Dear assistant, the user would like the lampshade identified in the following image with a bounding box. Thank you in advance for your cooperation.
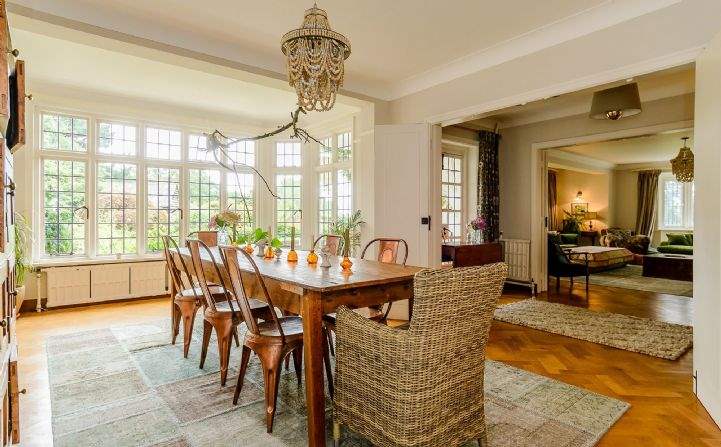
[589,83,642,120]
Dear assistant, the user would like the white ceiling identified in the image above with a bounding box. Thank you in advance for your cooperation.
[7,0,687,100]
[555,129,694,166]
[12,26,359,127]
[456,64,695,130]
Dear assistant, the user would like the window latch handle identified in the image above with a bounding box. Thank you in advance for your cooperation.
[173,208,183,220]
[74,206,89,220]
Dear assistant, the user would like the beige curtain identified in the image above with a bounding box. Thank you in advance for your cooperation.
[548,170,558,230]
[635,170,661,236]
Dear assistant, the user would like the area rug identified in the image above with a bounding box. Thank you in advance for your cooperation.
[577,264,692,297]
[47,320,629,447]
[494,299,693,360]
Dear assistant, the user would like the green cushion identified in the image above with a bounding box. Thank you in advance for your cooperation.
[657,245,693,255]
[666,233,690,246]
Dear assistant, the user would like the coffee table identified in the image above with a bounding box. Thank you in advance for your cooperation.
[642,253,693,281]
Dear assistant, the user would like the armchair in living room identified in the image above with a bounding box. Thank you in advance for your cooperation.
[600,228,651,255]
[548,235,590,294]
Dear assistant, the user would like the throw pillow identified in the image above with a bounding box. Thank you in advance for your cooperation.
[667,233,688,245]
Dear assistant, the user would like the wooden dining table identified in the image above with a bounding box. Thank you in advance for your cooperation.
[173,247,422,446]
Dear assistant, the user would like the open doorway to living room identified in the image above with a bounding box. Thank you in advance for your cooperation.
[546,129,694,299]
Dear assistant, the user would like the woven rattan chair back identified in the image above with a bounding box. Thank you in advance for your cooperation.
[312,234,343,256]
[162,236,197,296]
[219,245,286,341]
[361,238,409,265]
[186,239,234,314]
[188,230,218,247]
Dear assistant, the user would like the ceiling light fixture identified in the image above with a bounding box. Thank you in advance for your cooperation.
[281,3,351,112]
[589,83,642,120]
[671,137,694,182]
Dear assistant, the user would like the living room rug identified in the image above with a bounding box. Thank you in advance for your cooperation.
[494,299,693,360]
[47,320,629,447]
[577,264,693,297]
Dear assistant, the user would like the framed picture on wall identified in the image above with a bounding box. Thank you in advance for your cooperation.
[571,202,589,214]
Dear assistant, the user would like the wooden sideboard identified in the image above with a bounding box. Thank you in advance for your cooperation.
[441,242,503,268]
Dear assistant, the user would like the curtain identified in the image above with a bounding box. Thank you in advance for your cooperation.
[548,170,558,231]
[478,130,501,242]
[635,169,661,236]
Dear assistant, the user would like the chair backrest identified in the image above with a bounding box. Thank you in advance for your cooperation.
[312,234,343,255]
[219,245,286,340]
[186,239,234,312]
[162,235,196,295]
[408,263,507,348]
[188,230,218,247]
[547,236,573,267]
[361,238,409,265]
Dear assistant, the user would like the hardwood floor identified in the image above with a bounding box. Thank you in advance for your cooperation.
[15,281,721,446]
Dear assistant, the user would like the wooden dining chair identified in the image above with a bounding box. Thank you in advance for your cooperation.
[312,234,344,255]
[219,245,305,433]
[188,230,218,246]
[163,235,220,358]
[186,239,273,386]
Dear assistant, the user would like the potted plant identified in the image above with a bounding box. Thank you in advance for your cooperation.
[330,210,365,256]
[208,210,242,245]
[14,212,32,312]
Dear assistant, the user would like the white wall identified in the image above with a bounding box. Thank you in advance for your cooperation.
[553,168,611,231]
[692,29,721,425]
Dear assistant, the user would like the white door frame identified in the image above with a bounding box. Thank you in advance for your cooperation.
[529,120,694,291]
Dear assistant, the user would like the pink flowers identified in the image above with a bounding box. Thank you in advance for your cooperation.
[470,216,487,231]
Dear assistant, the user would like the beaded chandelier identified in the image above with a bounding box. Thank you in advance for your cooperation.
[671,137,694,183]
[281,3,351,112]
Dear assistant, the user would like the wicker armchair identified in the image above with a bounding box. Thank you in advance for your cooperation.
[332,263,508,447]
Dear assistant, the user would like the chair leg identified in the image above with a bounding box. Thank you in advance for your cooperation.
[326,327,336,357]
[260,349,284,433]
[323,328,334,398]
[333,420,341,447]
[177,301,198,358]
[291,347,303,385]
[215,321,234,386]
[232,327,240,347]
[199,319,212,369]
[570,276,574,287]
[555,276,560,292]
[171,302,180,345]
[233,345,252,405]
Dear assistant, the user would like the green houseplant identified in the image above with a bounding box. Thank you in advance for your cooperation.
[14,212,32,311]
[330,210,365,256]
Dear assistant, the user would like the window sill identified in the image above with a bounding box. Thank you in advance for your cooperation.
[657,228,694,232]
[33,254,164,269]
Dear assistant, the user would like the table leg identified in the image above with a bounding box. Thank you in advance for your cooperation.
[301,291,326,447]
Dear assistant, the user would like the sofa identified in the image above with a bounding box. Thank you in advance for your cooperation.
[658,233,693,255]
[600,228,651,255]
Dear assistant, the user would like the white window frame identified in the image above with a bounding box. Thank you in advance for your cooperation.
[33,108,259,261]
[315,131,353,237]
[273,140,303,246]
[657,172,694,231]
[441,150,465,242]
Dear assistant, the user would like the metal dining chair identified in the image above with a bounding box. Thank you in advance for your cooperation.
[312,234,344,255]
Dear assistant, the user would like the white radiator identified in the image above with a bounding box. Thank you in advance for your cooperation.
[46,266,91,307]
[501,239,532,283]
[130,261,167,297]
[45,261,167,308]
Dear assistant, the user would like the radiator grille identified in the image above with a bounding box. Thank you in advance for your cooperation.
[501,239,531,283]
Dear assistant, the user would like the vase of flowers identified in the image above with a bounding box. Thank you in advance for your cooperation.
[209,211,242,245]
[468,215,487,244]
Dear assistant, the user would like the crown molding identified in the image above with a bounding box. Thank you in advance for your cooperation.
[547,150,616,172]
[388,0,682,100]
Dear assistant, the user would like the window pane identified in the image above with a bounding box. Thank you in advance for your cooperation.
[276,174,301,246]
[276,141,301,167]
[146,127,182,160]
[97,162,137,255]
[663,179,684,228]
[319,137,332,166]
[188,169,221,233]
[337,169,352,219]
[98,122,136,156]
[227,172,254,234]
[318,171,333,235]
[337,132,352,161]
[43,159,86,255]
[41,113,87,152]
[146,167,181,252]
[188,134,215,162]
[228,140,255,166]
[441,154,463,241]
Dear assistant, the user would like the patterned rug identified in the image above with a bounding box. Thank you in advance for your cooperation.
[577,265,693,297]
[494,299,693,360]
[47,320,629,446]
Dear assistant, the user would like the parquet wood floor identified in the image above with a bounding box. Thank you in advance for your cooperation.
[15,280,721,446]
